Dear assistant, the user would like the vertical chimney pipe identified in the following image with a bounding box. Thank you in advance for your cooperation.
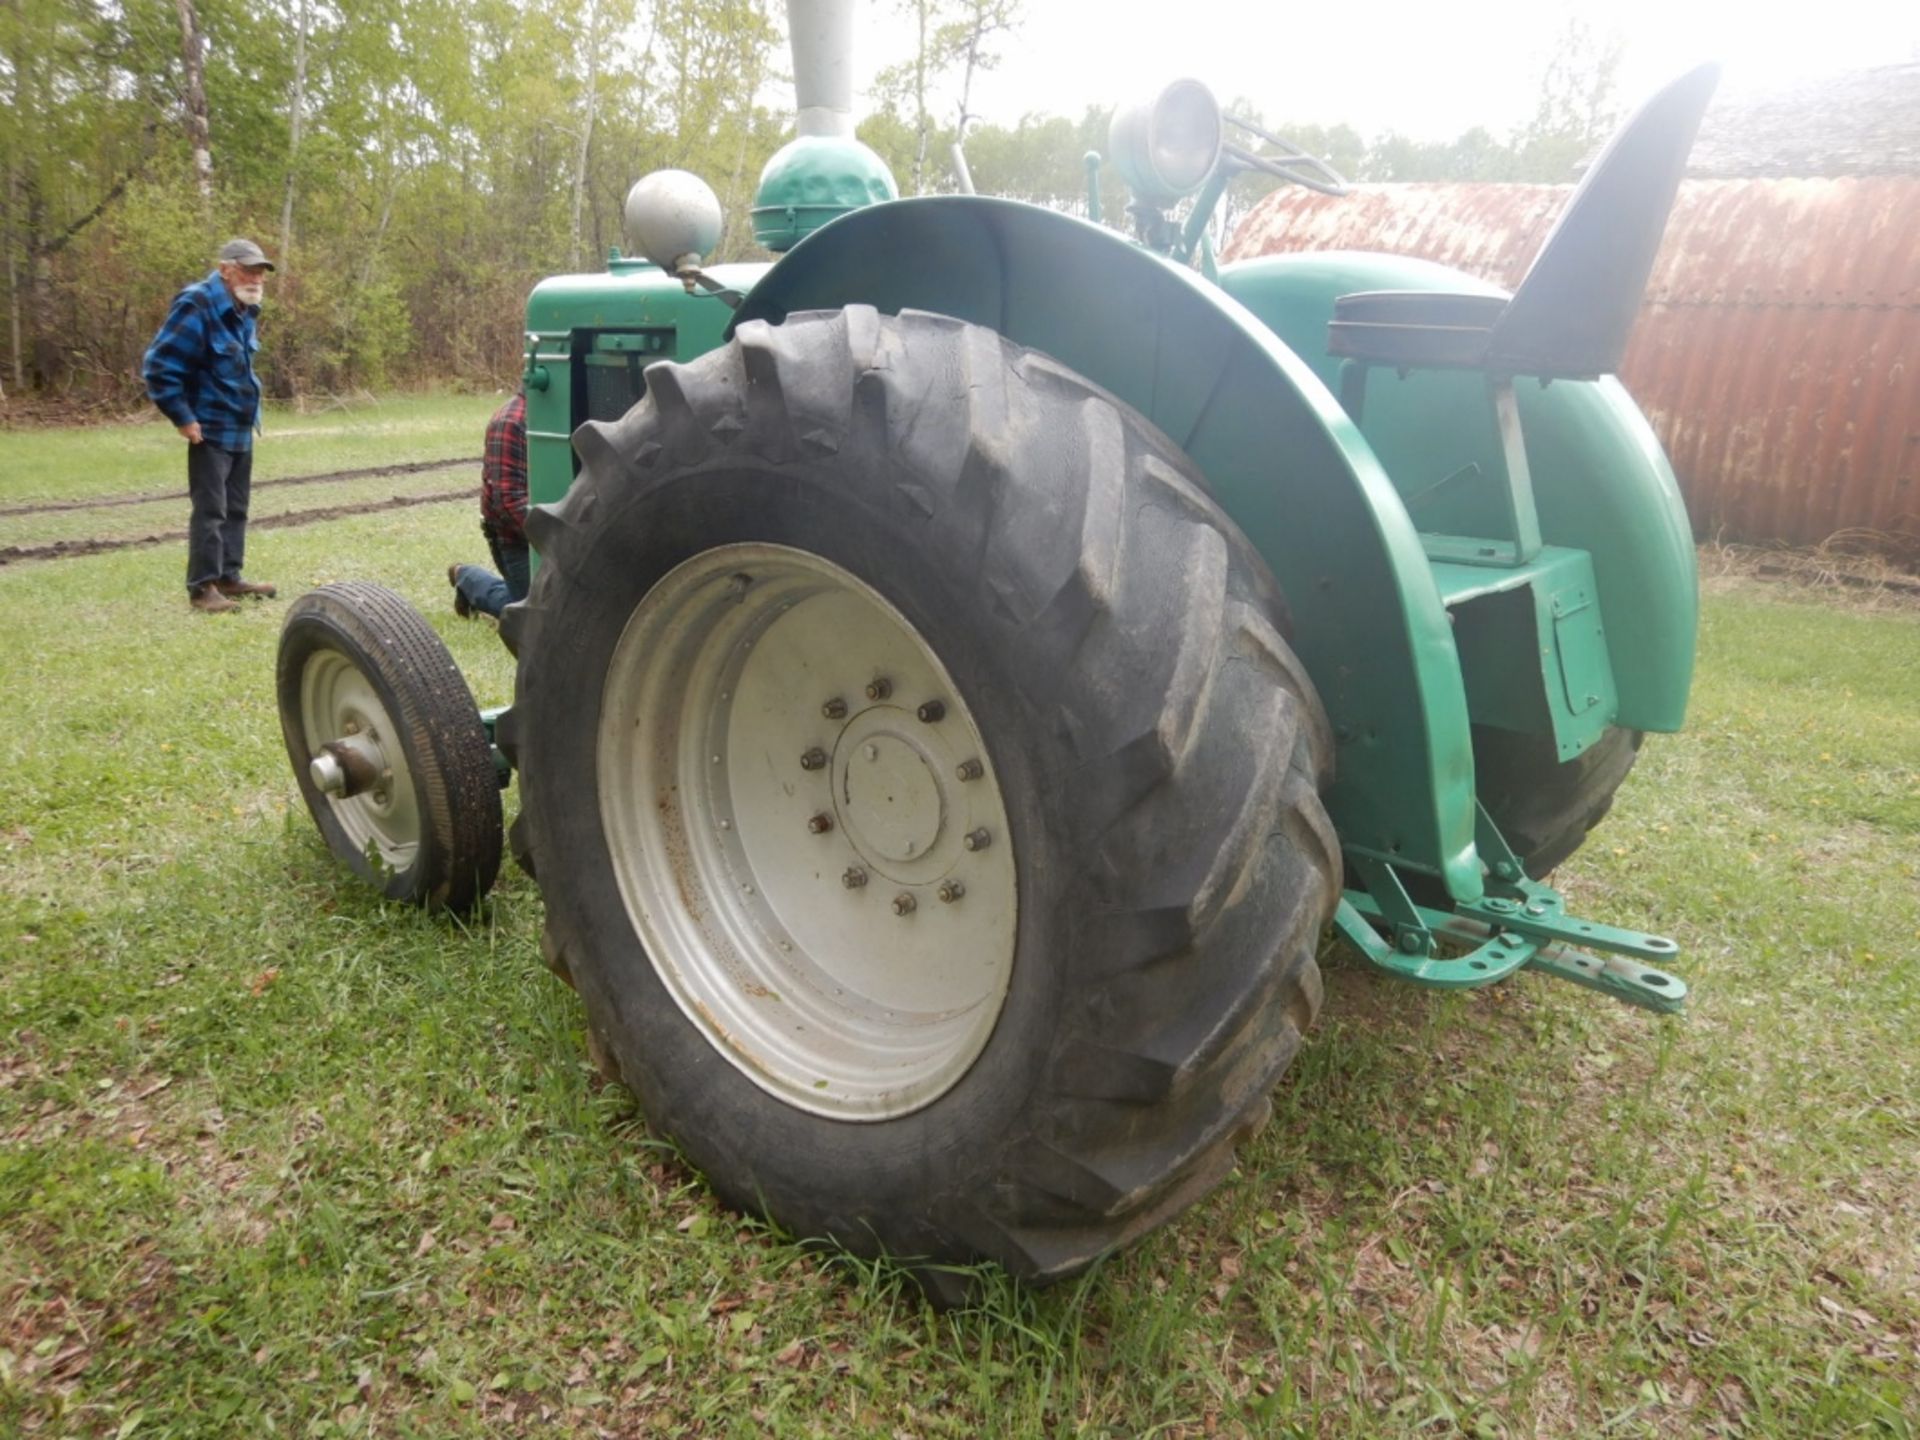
[788,0,856,138]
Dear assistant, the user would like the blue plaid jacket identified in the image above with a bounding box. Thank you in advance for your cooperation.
[142,272,262,452]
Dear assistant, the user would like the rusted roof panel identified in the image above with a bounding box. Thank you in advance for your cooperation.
[1225,179,1920,553]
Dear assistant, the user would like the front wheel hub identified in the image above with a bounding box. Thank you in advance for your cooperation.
[598,544,1017,1120]
[297,651,416,869]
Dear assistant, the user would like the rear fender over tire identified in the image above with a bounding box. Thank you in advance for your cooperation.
[503,306,1340,1282]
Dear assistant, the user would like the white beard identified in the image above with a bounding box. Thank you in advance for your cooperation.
[236,283,265,306]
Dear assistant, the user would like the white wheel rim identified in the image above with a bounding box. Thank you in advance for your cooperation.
[299,651,419,873]
[599,543,1018,1120]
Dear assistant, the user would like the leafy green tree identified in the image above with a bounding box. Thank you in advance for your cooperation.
[874,0,1020,195]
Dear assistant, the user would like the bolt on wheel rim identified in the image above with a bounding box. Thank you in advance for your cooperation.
[599,543,1017,1120]
[299,651,418,872]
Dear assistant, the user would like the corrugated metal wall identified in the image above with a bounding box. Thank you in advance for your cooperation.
[1225,179,1920,553]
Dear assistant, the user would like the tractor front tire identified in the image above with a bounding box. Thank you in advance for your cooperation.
[501,306,1340,1283]
[277,581,503,911]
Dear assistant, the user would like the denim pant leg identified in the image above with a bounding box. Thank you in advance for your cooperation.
[484,534,533,611]
[500,541,531,605]
[219,446,253,581]
[186,443,233,591]
[454,565,513,619]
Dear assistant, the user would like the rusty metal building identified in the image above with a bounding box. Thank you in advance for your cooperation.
[1224,64,1920,556]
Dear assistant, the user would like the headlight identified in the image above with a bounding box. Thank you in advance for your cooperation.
[1108,79,1223,206]
[623,170,723,272]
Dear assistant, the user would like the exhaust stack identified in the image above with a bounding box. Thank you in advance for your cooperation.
[752,0,898,252]
[790,0,855,138]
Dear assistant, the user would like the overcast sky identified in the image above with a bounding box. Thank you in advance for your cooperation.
[836,0,1920,141]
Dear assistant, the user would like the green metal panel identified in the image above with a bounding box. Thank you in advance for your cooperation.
[1221,253,1696,734]
[1432,547,1617,760]
[732,196,1483,898]
[521,260,771,513]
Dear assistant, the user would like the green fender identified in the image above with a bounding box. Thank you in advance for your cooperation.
[1220,252,1697,735]
[735,196,1483,898]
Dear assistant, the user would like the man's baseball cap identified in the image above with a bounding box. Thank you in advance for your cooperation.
[216,238,275,271]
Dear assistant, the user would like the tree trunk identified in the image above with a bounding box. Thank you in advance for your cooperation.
[174,0,213,205]
[569,0,600,270]
[910,1,930,196]
[5,162,20,393]
[279,0,311,262]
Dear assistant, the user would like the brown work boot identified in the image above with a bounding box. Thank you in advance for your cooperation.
[215,576,277,599]
[190,583,239,614]
[448,563,472,619]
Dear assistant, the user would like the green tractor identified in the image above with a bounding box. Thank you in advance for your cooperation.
[276,0,1716,1288]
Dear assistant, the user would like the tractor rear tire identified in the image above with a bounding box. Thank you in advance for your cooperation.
[277,581,502,911]
[500,306,1340,1284]
[1472,723,1643,879]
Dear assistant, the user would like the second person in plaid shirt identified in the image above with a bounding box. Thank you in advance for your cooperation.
[448,389,529,620]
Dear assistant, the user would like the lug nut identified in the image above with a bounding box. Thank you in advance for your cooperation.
[822,697,848,720]
[842,866,868,889]
[799,747,827,771]
[955,758,983,782]
[916,699,946,723]
[963,828,991,852]
[865,677,893,701]
[807,813,833,834]
[938,880,965,904]
[892,892,917,916]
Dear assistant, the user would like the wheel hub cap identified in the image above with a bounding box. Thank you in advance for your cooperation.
[598,544,1017,1121]
[835,715,952,873]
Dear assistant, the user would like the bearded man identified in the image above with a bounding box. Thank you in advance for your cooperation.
[143,238,279,614]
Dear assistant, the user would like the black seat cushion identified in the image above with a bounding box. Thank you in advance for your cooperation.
[1327,290,1510,369]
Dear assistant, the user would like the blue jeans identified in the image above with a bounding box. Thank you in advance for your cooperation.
[454,535,530,619]
[186,441,252,591]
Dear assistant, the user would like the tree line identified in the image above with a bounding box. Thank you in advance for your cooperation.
[0,0,1618,409]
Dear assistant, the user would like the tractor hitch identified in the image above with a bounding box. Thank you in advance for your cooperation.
[1334,891,1686,1015]
[1337,814,1686,1014]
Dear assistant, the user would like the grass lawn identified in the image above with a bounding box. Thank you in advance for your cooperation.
[1,405,1916,1438]
[0,392,495,505]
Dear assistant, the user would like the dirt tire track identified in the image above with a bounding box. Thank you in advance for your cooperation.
[0,456,478,519]
[0,488,471,566]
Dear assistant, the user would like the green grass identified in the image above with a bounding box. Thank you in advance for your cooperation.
[0,391,495,505]
[2,413,1917,1437]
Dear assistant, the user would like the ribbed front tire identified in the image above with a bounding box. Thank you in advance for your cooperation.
[277,582,502,911]
[501,307,1340,1283]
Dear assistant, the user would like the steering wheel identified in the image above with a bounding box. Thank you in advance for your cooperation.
[1222,114,1349,196]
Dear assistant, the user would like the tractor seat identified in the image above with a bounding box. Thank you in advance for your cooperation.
[1323,61,1722,383]
[1327,291,1509,370]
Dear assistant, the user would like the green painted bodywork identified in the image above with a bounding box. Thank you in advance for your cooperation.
[519,197,1696,912]
[1221,253,1697,735]
[731,197,1484,897]
[1431,547,1616,762]
[520,260,770,513]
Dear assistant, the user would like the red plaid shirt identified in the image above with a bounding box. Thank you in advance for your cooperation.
[480,393,528,544]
